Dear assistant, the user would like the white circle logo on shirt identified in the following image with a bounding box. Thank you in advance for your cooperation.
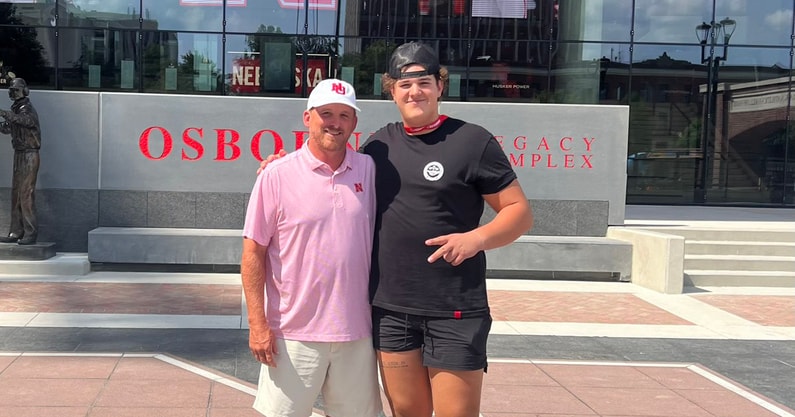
[423,161,444,181]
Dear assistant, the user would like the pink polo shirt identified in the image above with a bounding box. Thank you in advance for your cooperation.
[243,145,376,342]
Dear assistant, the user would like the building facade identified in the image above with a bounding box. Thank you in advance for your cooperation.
[1,0,793,206]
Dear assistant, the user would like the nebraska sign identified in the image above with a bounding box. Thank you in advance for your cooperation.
[277,0,337,10]
[230,56,328,94]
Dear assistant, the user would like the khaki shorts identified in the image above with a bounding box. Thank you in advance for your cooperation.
[252,337,382,417]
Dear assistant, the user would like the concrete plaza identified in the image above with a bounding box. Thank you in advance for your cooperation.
[0,205,793,416]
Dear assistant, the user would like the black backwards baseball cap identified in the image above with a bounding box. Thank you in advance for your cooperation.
[387,42,441,79]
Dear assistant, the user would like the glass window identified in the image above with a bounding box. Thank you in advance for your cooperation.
[226,1,340,36]
[720,46,792,83]
[626,44,709,204]
[594,52,628,104]
[338,36,391,98]
[141,0,223,32]
[61,0,140,29]
[0,26,54,88]
[632,43,703,65]
[775,110,795,205]
[716,0,793,47]
[225,33,268,96]
[468,41,550,102]
[357,0,473,41]
[225,33,339,97]
[467,59,549,102]
[141,31,180,93]
[558,0,632,42]
[176,32,223,93]
[549,41,621,104]
[0,0,54,26]
[633,0,712,44]
[711,46,792,204]
[58,28,140,91]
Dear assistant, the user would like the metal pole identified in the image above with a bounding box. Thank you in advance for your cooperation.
[696,55,713,203]
[706,56,719,200]
[301,0,309,97]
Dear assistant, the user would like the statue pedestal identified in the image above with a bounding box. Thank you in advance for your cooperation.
[0,242,56,260]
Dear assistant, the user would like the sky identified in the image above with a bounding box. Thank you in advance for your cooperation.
[583,0,793,67]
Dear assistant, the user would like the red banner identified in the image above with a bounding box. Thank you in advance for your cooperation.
[295,57,329,94]
[231,58,261,94]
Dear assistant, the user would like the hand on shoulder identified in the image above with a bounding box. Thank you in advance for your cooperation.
[257,149,288,175]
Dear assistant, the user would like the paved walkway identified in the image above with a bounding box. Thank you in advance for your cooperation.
[0,205,793,416]
[0,274,793,417]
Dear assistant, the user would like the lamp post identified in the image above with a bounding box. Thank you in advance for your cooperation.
[694,17,736,203]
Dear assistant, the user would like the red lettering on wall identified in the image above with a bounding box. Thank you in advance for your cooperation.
[250,130,284,161]
[351,131,363,150]
[181,127,204,161]
[509,153,525,167]
[581,155,593,168]
[135,126,599,170]
[345,132,374,150]
[139,126,173,160]
[560,137,572,151]
[214,129,241,161]
[564,154,575,168]
[513,136,527,151]
[537,137,550,151]
[293,131,308,149]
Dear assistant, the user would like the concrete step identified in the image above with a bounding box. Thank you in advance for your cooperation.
[684,270,795,287]
[686,240,795,256]
[0,253,90,276]
[638,227,795,242]
[684,254,795,271]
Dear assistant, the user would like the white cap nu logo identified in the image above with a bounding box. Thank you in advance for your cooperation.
[331,82,346,95]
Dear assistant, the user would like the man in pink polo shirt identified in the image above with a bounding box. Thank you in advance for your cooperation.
[241,79,381,417]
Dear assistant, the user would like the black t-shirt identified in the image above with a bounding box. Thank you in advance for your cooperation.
[361,117,517,317]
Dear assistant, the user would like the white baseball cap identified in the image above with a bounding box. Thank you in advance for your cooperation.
[306,79,361,112]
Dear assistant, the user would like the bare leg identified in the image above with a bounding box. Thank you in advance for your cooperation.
[377,349,433,417]
[429,367,484,417]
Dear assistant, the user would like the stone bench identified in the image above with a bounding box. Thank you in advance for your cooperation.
[485,235,632,281]
[88,227,243,265]
[87,227,633,281]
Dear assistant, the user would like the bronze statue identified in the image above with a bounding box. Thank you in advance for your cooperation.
[0,78,41,245]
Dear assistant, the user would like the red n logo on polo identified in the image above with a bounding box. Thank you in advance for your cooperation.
[331,82,346,95]
[354,183,363,192]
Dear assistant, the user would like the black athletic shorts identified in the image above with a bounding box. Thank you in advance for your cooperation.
[372,306,492,371]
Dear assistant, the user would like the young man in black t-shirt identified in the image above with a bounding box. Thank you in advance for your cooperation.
[364,42,533,417]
